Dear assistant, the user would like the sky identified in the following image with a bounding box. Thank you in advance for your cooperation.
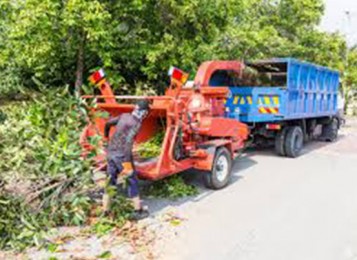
[320,0,357,46]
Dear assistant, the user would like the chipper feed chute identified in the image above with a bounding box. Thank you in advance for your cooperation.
[80,66,249,188]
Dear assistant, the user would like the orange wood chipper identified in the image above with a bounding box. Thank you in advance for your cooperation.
[80,61,249,189]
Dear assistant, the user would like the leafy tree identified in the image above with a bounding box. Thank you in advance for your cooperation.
[0,0,354,97]
[0,0,111,92]
[344,47,357,109]
[0,0,237,93]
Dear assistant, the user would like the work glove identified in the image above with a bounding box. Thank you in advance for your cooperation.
[116,170,134,185]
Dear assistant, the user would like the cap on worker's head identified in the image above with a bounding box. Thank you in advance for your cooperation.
[136,99,150,111]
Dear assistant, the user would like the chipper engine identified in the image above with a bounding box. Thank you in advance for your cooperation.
[80,65,249,189]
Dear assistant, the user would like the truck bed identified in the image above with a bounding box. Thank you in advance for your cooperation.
[224,58,340,123]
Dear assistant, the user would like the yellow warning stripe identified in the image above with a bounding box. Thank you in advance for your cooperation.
[259,107,279,114]
[258,96,280,106]
[273,96,280,106]
[247,96,253,104]
[264,96,271,105]
[233,96,239,104]
[232,95,254,105]
[259,107,268,114]
[269,107,278,114]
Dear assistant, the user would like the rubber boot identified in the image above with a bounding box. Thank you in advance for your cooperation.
[129,208,149,221]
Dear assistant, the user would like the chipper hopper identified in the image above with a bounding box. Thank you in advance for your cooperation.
[80,64,249,189]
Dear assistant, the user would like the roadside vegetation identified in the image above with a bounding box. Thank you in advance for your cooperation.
[0,88,129,250]
[0,0,356,253]
[0,89,196,250]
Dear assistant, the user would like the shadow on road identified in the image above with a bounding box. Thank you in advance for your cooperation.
[142,124,351,215]
[142,154,258,215]
[244,133,347,158]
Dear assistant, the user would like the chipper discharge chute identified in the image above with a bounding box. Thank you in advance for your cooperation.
[80,67,249,189]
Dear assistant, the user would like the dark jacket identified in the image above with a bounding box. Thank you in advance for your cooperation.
[104,113,141,161]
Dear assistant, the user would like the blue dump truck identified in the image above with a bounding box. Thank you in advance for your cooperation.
[205,58,341,158]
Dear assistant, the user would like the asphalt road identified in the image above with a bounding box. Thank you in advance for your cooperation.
[151,118,357,260]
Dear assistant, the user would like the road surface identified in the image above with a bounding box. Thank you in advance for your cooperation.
[149,118,357,260]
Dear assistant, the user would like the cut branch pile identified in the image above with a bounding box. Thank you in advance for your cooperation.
[0,88,133,250]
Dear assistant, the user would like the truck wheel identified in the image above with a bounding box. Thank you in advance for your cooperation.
[321,118,338,142]
[275,127,289,156]
[284,126,304,158]
[204,147,232,190]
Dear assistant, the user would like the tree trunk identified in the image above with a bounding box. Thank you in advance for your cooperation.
[342,84,350,113]
[74,33,85,94]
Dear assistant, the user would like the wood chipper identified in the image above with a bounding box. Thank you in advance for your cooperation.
[80,63,249,189]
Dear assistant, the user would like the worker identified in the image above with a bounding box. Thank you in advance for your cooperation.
[103,99,150,220]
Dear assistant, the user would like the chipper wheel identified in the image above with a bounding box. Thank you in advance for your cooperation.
[284,126,304,158]
[204,147,232,190]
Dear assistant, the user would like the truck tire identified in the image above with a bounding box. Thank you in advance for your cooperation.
[284,126,304,158]
[204,147,232,190]
[275,127,289,156]
[321,118,338,142]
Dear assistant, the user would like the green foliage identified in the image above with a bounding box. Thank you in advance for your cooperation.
[91,194,133,236]
[0,66,23,97]
[0,87,90,179]
[1,0,355,96]
[97,250,112,259]
[0,0,111,88]
[47,243,58,253]
[42,193,92,227]
[91,218,116,237]
[137,131,165,159]
[0,88,102,250]
[0,110,7,124]
[144,175,198,199]
[343,46,357,107]
[0,192,43,250]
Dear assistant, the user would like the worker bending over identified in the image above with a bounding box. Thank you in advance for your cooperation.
[103,100,150,220]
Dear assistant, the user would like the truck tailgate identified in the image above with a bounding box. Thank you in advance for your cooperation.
[226,87,286,123]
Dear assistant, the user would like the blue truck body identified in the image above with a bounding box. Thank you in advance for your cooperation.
[223,58,340,123]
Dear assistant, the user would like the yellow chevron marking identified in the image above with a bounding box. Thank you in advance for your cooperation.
[259,107,268,114]
[273,96,280,106]
[264,96,271,105]
[223,99,227,104]
[270,108,278,114]
[240,97,245,105]
[233,96,239,104]
[247,96,253,104]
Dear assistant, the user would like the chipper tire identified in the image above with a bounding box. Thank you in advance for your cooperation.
[284,126,304,158]
[321,118,339,142]
[275,127,289,156]
[204,147,232,190]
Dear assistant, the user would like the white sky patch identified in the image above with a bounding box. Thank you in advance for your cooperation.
[320,0,357,46]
